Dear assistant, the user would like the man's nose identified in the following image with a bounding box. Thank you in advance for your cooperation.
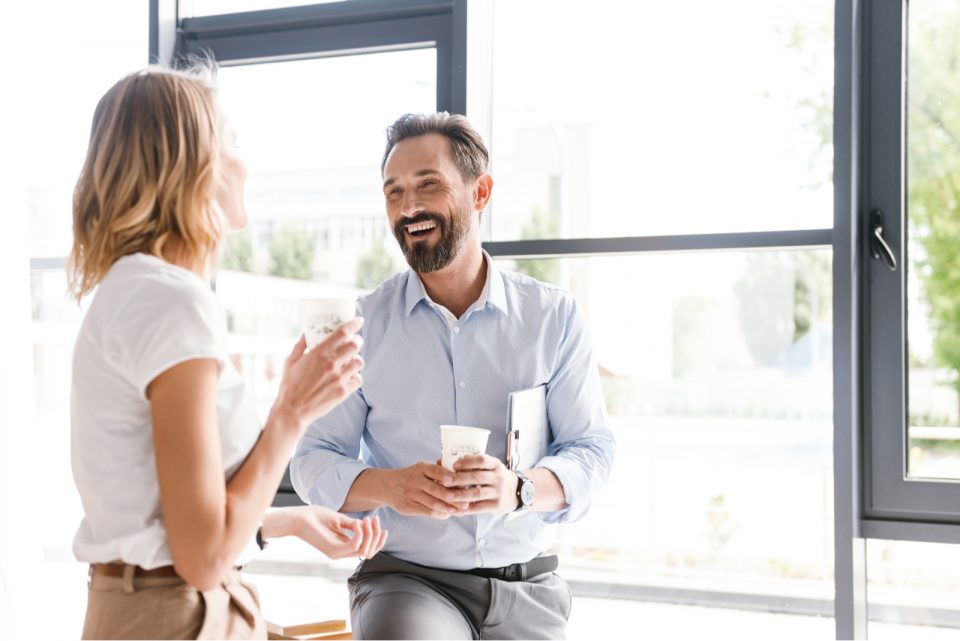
[399,192,422,218]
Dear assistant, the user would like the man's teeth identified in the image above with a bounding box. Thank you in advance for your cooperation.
[407,221,437,233]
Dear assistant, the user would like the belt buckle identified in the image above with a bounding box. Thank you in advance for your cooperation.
[505,563,526,581]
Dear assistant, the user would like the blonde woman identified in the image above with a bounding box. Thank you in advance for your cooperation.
[69,65,386,640]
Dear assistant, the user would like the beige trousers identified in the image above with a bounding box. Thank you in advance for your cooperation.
[81,565,266,640]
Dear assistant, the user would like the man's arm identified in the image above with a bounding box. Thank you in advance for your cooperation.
[448,295,615,520]
[291,389,470,520]
[342,465,467,518]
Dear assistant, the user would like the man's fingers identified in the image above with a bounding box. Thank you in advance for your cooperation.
[440,471,492,488]
[445,485,496,503]
[453,455,499,471]
[459,499,499,515]
[412,491,458,518]
[420,462,450,483]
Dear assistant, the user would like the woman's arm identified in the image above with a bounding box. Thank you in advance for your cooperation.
[151,322,363,590]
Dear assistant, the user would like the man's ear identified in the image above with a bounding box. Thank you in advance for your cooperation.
[473,174,494,212]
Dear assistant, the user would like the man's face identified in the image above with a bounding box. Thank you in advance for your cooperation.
[382,133,476,273]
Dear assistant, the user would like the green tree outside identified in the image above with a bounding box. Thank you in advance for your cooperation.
[909,4,960,411]
[355,231,397,290]
[221,230,253,273]
[268,223,315,281]
[514,207,561,285]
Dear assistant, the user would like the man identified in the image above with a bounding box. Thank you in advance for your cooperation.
[291,112,614,640]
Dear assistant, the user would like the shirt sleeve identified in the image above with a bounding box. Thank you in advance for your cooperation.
[111,280,226,400]
[290,387,372,516]
[535,295,616,524]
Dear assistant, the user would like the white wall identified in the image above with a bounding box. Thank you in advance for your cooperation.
[0,39,40,638]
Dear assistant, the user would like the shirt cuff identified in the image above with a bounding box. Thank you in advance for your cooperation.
[291,455,372,517]
[535,455,592,524]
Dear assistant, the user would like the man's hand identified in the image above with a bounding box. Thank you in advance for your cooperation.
[441,455,519,516]
[385,462,468,519]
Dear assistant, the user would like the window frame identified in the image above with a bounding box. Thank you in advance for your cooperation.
[859,0,960,530]
[151,0,466,506]
[146,1,960,638]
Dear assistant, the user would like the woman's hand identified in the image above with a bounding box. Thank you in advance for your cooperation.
[262,506,388,560]
[269,318,365,436]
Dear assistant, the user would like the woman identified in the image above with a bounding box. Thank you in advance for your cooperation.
[69,64,384,640]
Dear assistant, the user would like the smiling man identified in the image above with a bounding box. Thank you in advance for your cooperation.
[291,113,615,640]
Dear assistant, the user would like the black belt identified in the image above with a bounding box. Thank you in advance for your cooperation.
[466,555,558,582]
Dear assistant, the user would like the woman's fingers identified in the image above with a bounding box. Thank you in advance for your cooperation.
[360,517,373,559]
[315,318,364,353]
[286,334,307,365]
[374,527,388,556]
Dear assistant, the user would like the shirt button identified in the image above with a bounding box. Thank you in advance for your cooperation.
[478,538,486,547]
[458,380,466,389]
[453,326,460,334]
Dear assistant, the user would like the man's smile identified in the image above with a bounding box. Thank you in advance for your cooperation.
[405,220,439,238]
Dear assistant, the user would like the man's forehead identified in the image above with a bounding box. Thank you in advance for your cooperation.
[384,133,457,174]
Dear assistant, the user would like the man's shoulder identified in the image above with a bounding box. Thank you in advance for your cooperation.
[498,267,575,309]
[358,271,409,307]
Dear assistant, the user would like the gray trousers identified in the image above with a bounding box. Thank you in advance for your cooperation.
[348,553,572,640]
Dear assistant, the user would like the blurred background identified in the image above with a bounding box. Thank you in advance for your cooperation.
[4,0,960,639]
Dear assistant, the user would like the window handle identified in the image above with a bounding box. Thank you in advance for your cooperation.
[870,209,897,272]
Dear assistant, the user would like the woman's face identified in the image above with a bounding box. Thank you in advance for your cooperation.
[215,119,248,232]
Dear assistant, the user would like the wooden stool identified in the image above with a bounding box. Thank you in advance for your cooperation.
[265,618,352,640]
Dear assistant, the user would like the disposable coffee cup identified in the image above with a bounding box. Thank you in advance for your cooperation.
[300,298,357,349]
[440,425,491,471]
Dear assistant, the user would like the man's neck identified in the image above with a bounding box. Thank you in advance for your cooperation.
[418,242,486,319]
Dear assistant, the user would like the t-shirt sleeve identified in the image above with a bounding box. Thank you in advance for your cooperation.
[110,278,227,401]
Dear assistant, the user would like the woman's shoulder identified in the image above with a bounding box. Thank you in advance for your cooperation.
[93,253,221,330]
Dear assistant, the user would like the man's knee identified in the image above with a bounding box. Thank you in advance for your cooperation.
[351,576,474,640]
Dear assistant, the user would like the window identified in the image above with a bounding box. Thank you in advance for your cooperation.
[863,0,960,525]
[485,0,834,240]
[906,0,960,483]
[497,251,834,606]
[477,0,837,630]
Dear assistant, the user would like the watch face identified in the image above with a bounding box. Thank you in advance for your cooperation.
[520,481,536,506]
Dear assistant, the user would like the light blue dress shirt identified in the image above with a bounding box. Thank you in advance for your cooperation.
[290,253,615,570]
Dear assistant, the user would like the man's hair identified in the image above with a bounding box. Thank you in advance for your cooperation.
[381,112,489,181]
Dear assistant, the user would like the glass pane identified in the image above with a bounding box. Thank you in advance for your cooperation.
[907,0,960,480]
[183,0,345,18]
[480,0,834,240]
[499,250,834,622]
[18,0,146,575]
[247,249,834,630]
[215,48,434,416]
[25,2,148,258]
[867,540,960,638]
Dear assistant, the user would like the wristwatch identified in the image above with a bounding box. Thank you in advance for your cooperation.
[515,471,535,512]
[255,524,269,551]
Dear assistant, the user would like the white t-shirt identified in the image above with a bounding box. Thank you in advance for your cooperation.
[71,253,262,569]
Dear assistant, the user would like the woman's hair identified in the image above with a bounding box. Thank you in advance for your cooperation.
[69,64,224,300]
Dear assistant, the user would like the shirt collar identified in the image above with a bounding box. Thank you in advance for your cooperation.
[404,249,508,317]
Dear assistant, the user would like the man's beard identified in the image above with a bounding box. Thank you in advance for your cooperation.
[392,208,470,273]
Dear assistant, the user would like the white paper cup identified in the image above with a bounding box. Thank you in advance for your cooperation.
[300,298,357,349]
[440,425,491,471]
